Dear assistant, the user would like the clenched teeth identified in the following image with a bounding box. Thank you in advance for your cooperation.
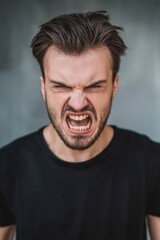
[69,122,90,131]
[68,115,89,121]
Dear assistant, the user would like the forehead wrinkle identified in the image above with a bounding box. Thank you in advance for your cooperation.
[48,78,87,90]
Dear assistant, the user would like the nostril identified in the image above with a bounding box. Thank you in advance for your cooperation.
[68,97,88,111]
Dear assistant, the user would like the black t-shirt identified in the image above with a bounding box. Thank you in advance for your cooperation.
[0,126,160,240]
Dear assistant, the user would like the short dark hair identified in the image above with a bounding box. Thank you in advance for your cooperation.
[31,11,127,80]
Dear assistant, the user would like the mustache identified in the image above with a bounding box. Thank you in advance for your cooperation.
[62,104,97,120]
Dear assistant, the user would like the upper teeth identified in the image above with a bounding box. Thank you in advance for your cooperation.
[69,115,89,121]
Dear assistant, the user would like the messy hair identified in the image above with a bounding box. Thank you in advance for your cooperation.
[31,11,127,80]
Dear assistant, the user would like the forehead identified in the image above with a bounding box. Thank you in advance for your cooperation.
[43,46,113,84]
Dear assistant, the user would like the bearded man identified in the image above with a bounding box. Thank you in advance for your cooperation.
[0,11,160,240]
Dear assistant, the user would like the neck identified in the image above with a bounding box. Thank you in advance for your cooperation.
[43,124,114,163]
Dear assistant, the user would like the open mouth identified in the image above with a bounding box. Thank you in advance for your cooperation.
[66,113,92,132]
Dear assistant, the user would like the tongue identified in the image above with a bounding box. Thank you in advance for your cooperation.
[70,119,89,126]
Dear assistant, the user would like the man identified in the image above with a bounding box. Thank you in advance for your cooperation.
[0,11,160,240]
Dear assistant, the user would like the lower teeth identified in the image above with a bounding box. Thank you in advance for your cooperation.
[69,123,90,131]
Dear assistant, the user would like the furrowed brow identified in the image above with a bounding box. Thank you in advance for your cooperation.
[49,79,70,87]
[86,80,108,88]
[49,79,107,88]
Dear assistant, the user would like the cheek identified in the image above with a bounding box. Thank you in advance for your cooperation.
[47,90,69,105]
[88,92,112,109]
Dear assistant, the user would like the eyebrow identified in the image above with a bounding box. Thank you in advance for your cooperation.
[49,79,108,88]
[86,80,108,88]
[49,80,69,87]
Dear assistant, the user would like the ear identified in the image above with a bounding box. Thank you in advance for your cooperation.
[40,76,46,101]
[112,75,119,100]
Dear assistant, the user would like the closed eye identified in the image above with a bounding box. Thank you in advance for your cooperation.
[49,80,72,91]
[52,85,72,92]
[85,80,107,91]
[85,83,106,93]
[86,85,103,89]
[53,85,71,89]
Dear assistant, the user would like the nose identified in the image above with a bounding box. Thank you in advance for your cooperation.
[68,89,88,112]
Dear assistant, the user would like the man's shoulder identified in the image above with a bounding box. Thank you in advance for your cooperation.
[116,126,159,143]
[0,127,45,183]
[115,126,160,155]
[0,127,44,158]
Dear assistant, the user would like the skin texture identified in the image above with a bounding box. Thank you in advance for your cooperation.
[0,226,15,240]
[147,215,160,240]
[41,46,118,162]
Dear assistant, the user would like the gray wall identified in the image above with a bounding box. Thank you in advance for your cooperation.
[0,0,160,147]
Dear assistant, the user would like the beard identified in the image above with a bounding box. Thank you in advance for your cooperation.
[45,96,112,151]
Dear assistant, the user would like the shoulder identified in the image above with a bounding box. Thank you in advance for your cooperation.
[114,126,160,190]
[0,127,44,166]
[115,126,160,153]
[0,127,45,197]
[113,126,160,171]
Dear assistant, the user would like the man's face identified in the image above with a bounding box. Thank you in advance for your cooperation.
[41,46,118,150]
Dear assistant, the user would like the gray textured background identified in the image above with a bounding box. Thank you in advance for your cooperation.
[0,0,159,238]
